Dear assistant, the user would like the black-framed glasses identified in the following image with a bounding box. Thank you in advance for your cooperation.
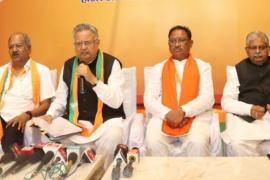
[74,39,98,48]
[168,38,189,46]
[246,45,269,51]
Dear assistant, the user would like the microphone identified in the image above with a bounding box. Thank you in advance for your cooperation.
[113,144,129,165]
[79,61,87,94]
[123,157,135,178]
[0,153,15,164]
[30,151,54,178]
[63,152,78,177]
[49,156,61,167]
[123,147,139,178]
[11,148,45,174]
[10,143,22,158]
[111,158,122,180]
[79,76,86,94]
[1,154,29,178]
[81,147,95,163]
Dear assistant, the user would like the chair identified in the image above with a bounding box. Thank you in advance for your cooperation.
[121,67,146,154]
[143,67,222,156]
[50,69,58,90]
[122,67,137,118]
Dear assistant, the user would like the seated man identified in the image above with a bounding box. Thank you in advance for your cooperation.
[144,25,214,156]
[37,23,126,168]
[221,31,270,156]
[0,32,54,153]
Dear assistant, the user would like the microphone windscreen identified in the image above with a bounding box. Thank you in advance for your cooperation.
[30,149,45,164]
[127,147,140,164]
[68,152,78,163]
[42,151,54,164]
[10,143,22,157]
[0,153,15,164]
[17,154,29,164]
[81,148,95,163]
[114,144,129,158]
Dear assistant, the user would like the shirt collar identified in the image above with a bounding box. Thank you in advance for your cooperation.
[8,58,32,72]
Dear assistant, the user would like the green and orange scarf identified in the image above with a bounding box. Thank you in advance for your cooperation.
[68,50,104,137]
[0,60,40,139]
[162,54,200,136]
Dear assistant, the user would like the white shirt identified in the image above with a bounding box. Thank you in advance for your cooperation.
[0,59,55,121]
[221,66,252,116]
[144,58,214,120]
[47,59,125,119]
[221,66,270,143]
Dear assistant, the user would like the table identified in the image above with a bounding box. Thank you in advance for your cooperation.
[102,156,270,180]
[0,155,104,180]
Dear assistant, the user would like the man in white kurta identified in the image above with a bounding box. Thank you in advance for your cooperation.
[29,24,125,169]
[221,31,270,156]
[144,25,214,156]
[0,32,54,153]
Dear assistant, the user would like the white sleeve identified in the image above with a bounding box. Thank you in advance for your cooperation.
[93,60,124,108]
[39,67,55,101]
[46,66,68,118]
[181,62,215,117]
[144,65,171,120]
[221,66,252,115]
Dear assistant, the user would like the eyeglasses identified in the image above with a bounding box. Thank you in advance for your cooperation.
[246,45,269,51]
[74,39,97,48]
[8,43,24,50]
[169,38,189,46]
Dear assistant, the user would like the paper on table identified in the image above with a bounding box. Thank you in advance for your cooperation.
[31,117,82,138]
[221,113,270,143]
[68,117,123,144]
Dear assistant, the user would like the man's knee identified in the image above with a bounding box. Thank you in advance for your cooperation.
[99,126,122,152]
[226,140,260,156]
[186,133,209,147]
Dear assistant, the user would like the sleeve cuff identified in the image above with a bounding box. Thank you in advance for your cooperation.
[181,105,190,117]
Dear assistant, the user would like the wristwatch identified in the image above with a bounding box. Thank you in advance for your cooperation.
[25,111,33,120]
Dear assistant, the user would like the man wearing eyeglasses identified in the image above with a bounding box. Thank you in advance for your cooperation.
[31,23,125,168]
[144,25,214,156]
[221,31,270,156]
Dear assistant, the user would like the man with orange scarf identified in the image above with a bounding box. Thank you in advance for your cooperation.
[0,32,54,154]
[144,25,214,156]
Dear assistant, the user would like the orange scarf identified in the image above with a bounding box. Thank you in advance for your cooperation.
[0,60,40,139]
[161,54,199,136]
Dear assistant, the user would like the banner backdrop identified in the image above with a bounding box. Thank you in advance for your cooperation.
[1,0,270,99]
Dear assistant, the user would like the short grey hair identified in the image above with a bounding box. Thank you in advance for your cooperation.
[246,31,269,46]
[8,32,32,48]
[73,23,99,40]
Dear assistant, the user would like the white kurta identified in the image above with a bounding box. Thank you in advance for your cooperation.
[144,57,214,156]
[26,58,125,169]
[221,66,270,156]
[0,59,55,121]
[46,59,125,119]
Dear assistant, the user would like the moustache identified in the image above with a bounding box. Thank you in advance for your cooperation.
[12,53,19,57]
[80,51,90,55]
